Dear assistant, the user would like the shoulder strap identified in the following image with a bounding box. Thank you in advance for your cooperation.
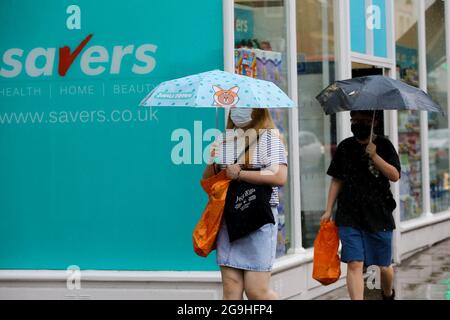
[212,134,251,174]
[234,133,261,165]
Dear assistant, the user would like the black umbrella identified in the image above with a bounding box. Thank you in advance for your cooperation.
[315,75,444,141]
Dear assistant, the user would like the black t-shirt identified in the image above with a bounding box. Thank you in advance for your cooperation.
[327,135,401,232]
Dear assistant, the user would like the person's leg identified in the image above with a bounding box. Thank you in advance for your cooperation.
[338,227,366,300]
[220,266,245,300]
[346,261,365,300]
[379,265,394,297]
[364,230,395,299]
[243,271,278,300]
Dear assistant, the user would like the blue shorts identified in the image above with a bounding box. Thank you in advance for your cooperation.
[338,226,393,267]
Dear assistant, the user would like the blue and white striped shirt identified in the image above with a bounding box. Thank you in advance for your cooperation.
[215,129,288,206]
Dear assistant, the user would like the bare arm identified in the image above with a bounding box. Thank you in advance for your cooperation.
[321,178,343,222]
[366,142,400,182]
[202,141,220,179]
[226,164,288,187]
[239,164,287,187]
[371,154,400,182]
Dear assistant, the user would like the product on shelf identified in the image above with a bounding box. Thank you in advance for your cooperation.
[398,111,422,220]
[235,48,257,78]
[234,47,283,87]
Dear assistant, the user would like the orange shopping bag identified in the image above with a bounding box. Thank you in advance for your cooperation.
[193,170,230,257]
[312,220,341,285]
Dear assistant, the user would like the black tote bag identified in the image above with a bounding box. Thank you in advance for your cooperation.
[223,169,275,242]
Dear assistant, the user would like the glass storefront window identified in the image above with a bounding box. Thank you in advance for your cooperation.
[395,0,422,221]
[426,0,449,213]
[297,0,336,248]
[234,0,291,256]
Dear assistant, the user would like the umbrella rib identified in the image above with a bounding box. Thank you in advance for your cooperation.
[315,75,444,115]
[397,87,411,111]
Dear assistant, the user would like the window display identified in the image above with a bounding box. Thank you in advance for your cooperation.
[297,0,336,248]
[426,0,449,213]
[395,0,422,221]
[234,48,283,86]
[398,111,422,220]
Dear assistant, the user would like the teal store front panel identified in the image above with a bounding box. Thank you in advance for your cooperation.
[350,0,388,58]
[350,0,367,54]
[0,0,223,270]
[372,0,387,58]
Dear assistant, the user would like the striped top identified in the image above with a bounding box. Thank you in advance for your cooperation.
[215,129,288,206]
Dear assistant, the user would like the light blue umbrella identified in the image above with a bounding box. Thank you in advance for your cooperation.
[139,69,295,127]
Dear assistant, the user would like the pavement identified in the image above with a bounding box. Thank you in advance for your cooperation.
[315,238,450,300]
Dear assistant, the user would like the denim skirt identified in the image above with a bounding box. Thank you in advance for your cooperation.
[216,206,278,272]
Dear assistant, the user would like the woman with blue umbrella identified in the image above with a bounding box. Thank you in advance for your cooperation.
[204,107,288,300]
[141,70,295,300]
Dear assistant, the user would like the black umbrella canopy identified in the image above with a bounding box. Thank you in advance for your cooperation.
[316,75,444,115]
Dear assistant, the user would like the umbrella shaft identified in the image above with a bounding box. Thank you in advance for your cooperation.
[369,111,376,142]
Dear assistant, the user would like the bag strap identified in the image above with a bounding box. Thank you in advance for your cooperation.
[213,130,264,174]
[233,133,261,166]
[233,143,251,165]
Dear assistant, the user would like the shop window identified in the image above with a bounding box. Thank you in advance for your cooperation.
[426,0,449,213]
[297,0,337,248]
[395,0,423,221]
[234,0,291,256]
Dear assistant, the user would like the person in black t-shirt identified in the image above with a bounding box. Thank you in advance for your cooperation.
[321,111,400,300]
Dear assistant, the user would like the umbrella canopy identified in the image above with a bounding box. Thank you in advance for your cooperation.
[315,75,444,115]
[139,69,295,109]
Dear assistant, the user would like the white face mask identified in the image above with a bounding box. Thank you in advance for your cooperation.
[230,108,253,128]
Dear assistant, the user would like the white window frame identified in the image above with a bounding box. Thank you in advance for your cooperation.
[286,0,304,254]
[418,0,432,217]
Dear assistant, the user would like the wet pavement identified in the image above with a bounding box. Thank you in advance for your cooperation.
[315,238,450,300]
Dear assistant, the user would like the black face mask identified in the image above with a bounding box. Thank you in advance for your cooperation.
[351,123,371,140]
